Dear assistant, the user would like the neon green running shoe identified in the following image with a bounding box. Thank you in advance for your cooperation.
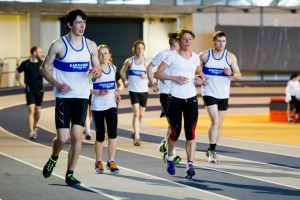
[162,153,181,165]
[173,154,181,165]
[158,140,167,153]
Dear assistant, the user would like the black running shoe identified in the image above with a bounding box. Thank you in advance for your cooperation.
[85,134,91,140]
[65,174,81,186]
[43,158,57,178]
[185,163,195,179]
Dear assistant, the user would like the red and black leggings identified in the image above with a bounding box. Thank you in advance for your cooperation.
[167,95,198,141]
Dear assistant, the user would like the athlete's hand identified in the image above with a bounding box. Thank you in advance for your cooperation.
[194,76,208,86]
[115,91,121,103]
[57,82,72,95]
[89,67,101,79]
[153,84,159,93]
[224,67,232,76]
[124,80,129,87]
[20,82,26,89]
[140,73,147,79]
[173,76,188,85]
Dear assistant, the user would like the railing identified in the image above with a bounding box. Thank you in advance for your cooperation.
[1,57,18,88]
[0,56,295,89]
[0,56,50,89]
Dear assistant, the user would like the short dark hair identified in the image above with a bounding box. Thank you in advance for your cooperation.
[65,9,87,30]
[290,72,298,80]
[213,31,227,41]
[177,29,195,40]
[30,46,39,55]
[168,32,178,46]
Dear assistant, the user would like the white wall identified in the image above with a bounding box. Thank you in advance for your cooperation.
[0,15,29,59]
[0,14,59,87]
[0,14,29,87]
[143,18,176,59]
[40,15,61,54]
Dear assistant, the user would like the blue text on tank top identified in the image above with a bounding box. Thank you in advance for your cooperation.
[128,69,146,76]
[202,66,232,77]
[54,59,90,72]
[93,81,115,90]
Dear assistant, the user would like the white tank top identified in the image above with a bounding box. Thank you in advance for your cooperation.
[151,49,172,94]
[53,35,91,99]
[287,80,300,96]
[128,56,148,93]
[163,51,200,99]
[201,49,231,99]
[91,64,117,111]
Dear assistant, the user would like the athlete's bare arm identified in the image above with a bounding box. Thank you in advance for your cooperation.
[40,39,72,95]
[140,57,150,79]
[86,39,102,80]
[195,65,208,86]
[120,58,132,87]
[227,52,241,80]
[146,62,159,92]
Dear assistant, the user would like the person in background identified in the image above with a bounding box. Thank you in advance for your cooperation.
[146,32,181,165]
[285,72,300,122]
[83,55,124,141]
[199,31,241,163]
[120,40,149,146]
[92,44,121,174]
[15,46,44,140]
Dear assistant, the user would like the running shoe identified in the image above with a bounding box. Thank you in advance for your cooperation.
[162,153,181,165]
[29,132,36,140]
[205,147,211,158]
[131,132,135,140]
[165,154,175,175]
[95,161,104,174]
[85,134,91,140]
[65,174,81,186]
[185,163,195,179]
[133,138,141,146]
[33,127,38,139]
[83,129,92,140]
[173,154,181,165]
[158,140,167,153]
[42,158,57,178]
[207,150,219,163]
[106,161,119,174]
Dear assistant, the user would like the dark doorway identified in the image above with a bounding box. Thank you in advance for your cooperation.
[60,17,144,70]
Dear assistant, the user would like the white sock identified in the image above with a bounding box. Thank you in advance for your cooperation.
[167,154,174,161]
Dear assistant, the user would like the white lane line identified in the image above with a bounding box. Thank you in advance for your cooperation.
[112,141,300,190]
[220,137,300,151]
[0,127,235,200]
[0,152,120,200]
[200,165,300,190]
[36,124,300,174]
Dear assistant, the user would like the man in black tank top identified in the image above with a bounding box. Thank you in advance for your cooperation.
[15,46,44,140]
